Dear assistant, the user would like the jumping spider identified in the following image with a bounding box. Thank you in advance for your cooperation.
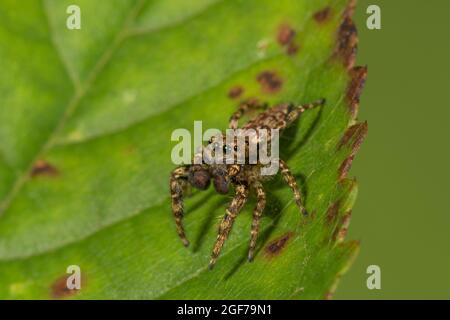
[170,98,325,269]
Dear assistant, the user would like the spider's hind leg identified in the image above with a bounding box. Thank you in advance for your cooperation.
[286,98,326,125]
[248,182,266,262]
[279,159,307,216]
[209,184,249,269]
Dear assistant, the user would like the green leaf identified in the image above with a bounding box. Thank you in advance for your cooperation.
[0,0,367,299]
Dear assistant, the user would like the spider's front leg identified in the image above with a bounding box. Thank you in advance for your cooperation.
[170,166,191,247]
[209,184,249,269]
[248,182,266,262]
[229,99,268,129]
[279,159,307,216]
[171,164,211,247]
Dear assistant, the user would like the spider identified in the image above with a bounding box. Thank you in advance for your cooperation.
[170,98,325,269]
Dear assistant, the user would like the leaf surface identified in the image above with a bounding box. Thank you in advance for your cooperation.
[0,0,367,299]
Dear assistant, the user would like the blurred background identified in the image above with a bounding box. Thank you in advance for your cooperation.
[336,0,450,299]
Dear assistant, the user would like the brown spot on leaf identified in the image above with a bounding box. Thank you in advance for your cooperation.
[50,275,80,299]
[277,24,300,56]
[325,291,334,300]
[313,7,332,23]
[228,86,244,99]
[326,201,341,225]
[265,231,294,257]
[286,42,299,55]
[338,122,368,151]
[245,97,262,107]
[333,211,352,242]
[338,156,355,181]
[344,0,357,17]
[338,122,368,180]
[257,71,283,94]
[277,24,296,45]
[334,0,358,69]
[347,66,368,118]
[31,160,59,178]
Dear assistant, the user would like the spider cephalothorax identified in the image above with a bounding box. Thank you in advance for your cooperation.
[170,98,325,269]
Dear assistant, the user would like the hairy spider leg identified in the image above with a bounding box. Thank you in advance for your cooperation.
[228,99,268,129]
[209,184,249,269]
[170,166,190,247]
[248,182,266,262]
[285,98,326,126]
[279,159,307,215]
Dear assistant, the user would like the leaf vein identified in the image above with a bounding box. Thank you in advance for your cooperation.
[0,0,148,218]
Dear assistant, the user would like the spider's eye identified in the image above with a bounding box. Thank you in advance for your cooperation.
[223,145,231,153]
[233,145,238,151]
[208,137,213,144]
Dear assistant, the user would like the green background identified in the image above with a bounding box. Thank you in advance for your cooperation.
[336,0,450,299]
